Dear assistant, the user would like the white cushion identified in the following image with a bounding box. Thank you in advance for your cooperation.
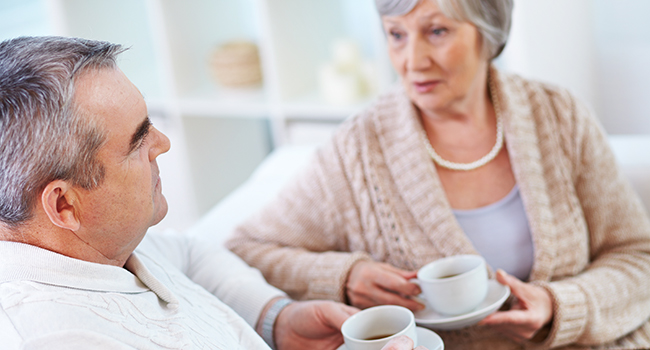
[186,144,318,244]
[609,135,650,214]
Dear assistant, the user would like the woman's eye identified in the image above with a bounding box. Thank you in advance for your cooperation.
[389,30,404,41]
[430,27,448,36]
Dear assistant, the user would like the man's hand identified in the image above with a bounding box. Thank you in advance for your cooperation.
[478,269,554,342]
[381,335,429,350]
[274,300,358,350]
[346,261,423,311]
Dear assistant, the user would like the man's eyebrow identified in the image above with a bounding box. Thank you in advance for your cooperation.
[128,116,151,153]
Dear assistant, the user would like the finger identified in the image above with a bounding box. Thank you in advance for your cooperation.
[496,270,529,300]
[321,303,360,329]
[478,309,541,341]
[375,270,421,297]
[376,263,420,292]
[380,335,414,350]
[384,264,419,280]
[353,288,425,311]
[342,304,360,316]
[371,287,425,311]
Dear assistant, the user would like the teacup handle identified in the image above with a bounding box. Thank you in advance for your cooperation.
[408,278,427,303]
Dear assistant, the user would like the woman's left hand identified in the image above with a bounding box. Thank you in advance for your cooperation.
[477,269,554,342]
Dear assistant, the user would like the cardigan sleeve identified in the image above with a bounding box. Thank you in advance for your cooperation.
[528,96,650,349]
[225,124,373,303]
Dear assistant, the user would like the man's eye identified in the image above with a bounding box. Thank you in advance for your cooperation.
[136,137,147,150]
[136,125,152,151]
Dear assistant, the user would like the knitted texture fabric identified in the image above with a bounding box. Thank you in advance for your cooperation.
[1,231,284,349]
[226,67,650,349]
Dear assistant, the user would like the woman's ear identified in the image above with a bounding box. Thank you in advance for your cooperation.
[41,180,81,231]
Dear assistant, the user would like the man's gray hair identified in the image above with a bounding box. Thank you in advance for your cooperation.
[0,36,125,226]
[375,0,513,59]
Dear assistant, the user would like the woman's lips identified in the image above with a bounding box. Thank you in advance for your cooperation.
[413,80,441,93]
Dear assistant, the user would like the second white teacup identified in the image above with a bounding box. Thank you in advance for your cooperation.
[417,254,488,316]
[341,305,418,350]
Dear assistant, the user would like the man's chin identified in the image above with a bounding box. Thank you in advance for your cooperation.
[151,197,169,226]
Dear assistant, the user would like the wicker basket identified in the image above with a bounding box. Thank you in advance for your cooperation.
[209,41,263,88]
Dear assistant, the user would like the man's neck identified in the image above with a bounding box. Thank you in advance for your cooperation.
[0,219,132,267]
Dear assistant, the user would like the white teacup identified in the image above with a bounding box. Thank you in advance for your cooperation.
[341,305,418,350]
[417,254,488,316]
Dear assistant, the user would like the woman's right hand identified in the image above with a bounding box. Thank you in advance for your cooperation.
[346,260,424,311]
[381,335,428,350]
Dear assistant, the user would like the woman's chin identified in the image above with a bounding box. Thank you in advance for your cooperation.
[413,99,451,116]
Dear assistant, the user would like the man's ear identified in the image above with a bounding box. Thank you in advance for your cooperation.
[41,180,81,231]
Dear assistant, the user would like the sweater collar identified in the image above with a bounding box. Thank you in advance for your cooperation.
[375,66,557,280]
[0,241,178,303]
[495,68,558,281]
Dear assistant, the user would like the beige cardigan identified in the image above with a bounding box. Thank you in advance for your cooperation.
[226,68,650,349]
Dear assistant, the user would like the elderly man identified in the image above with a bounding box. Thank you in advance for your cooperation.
[0,36,421,350]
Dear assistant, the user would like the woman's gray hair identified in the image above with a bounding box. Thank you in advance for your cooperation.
[0,36,125,226]
[375,0,513,59]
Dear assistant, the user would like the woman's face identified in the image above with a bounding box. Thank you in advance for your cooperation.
[382,0,489,114]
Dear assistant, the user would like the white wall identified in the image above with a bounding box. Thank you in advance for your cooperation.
[498,0,597,109]
[498,0,650,135]
[592,0,650,134]
[0,0,49,41]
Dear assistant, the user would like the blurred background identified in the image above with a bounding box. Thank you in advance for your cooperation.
[1,0,649,231]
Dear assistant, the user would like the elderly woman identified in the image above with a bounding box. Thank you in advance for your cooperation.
[226,0,650,349]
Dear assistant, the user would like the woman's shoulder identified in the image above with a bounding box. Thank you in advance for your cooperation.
[498,69,597,133]
[340,85,409,128]
[498,69,607,178]
[499,69,580,108]
[328,85,411,146]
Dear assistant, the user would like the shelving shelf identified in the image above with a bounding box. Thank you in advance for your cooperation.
[176,90,270,119]
[281,94,375,121]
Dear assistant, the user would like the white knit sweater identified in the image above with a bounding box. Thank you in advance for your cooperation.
[0,230,285,349]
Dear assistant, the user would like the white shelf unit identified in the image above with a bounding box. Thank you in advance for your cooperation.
[48,0,394,140]
[42,0,396,230]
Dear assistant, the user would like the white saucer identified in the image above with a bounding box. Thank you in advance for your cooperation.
[336,327,444,350]
[414,279,510,330]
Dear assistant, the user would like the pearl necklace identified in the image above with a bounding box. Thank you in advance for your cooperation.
[422,74,504,171]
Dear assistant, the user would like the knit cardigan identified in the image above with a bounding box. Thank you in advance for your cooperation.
[226,68,650,350]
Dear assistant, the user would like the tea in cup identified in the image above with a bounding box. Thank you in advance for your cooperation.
[417,254,488,316]
[341,305,417,350]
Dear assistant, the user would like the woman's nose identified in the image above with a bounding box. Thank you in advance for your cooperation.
[406,35,432,71]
